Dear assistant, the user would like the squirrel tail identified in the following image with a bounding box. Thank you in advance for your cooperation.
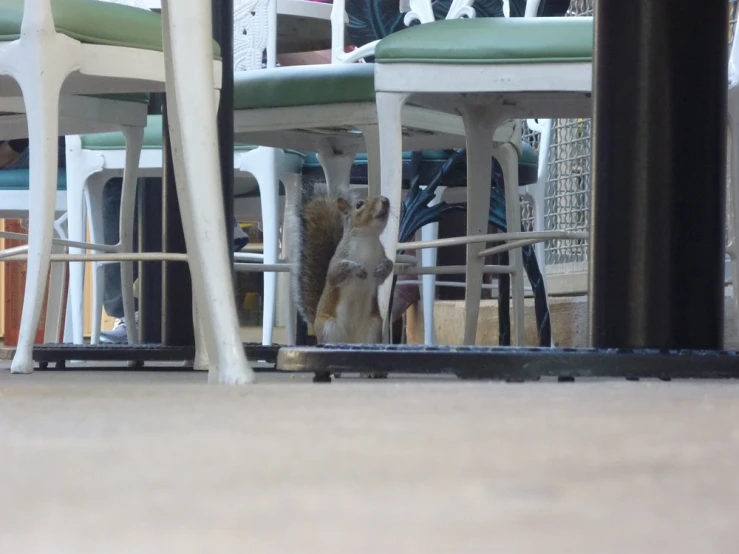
[285,182,348,328]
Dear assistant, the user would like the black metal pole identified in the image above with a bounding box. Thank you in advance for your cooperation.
[589,0,728,350]
[138,177,163,343]
[156,0,235,346]
[213,0,236,274]
[139,94,165,344]
[162,104,194,346]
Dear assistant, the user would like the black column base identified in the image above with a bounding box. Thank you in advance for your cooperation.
[276,345,739,381]
[27,343,280,368]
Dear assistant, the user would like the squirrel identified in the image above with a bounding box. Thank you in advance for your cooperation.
[286,183,394,346]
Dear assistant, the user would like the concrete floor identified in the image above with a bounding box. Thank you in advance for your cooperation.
[2,367,739,553]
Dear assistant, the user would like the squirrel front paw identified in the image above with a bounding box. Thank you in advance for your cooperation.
[341,260,367,280]
[373,259,394,281]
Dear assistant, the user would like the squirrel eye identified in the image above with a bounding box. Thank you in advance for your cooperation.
[355,200,365,210]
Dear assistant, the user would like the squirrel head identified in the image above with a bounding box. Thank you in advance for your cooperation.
[336,195,390,234]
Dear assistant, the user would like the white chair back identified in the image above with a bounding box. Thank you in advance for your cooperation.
[102,0,278,71]
[234,0,278,70]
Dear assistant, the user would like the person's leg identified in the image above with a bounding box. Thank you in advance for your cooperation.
[96,174,242,344]
[100,178,140,343]
[233,218,249,251]
[102,178,123,320]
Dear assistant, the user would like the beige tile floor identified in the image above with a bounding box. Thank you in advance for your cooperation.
[2,366,739,553]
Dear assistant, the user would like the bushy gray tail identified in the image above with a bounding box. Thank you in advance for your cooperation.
[285,182,348,328]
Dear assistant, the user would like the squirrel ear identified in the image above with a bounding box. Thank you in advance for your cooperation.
[336,197,351,214]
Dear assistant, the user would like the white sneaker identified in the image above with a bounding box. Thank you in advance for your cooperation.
[100,312,139,344]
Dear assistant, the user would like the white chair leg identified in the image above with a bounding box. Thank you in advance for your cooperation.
[359,124,381,197]
[60,207,73,343]
[528,196,554,347]
[252,147,282,346]
[119,126,145,344]
[530,187,547,280]
[192,294,210,370]
[44,227,67,343]
[495,141,525,346]
[85,175,107,345]
[376,91,410,342]
[90,262,105,344]
[63,299,73,343]
[523,118,553,346]
[524,118,552,273]
[162,0,254,384]
[317,147,357,194]
[66,177,90,344]
[419,185,446,346]
[280,171,302,346]
[525,186,554,347]
[10,46,75,374]
[65,136,103,345]
[460,106,501,346]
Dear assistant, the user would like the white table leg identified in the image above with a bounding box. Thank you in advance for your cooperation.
[161,0,254,384]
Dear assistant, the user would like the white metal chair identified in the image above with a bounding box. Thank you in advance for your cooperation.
[413,119,556,347]
[64,119,305,347]
[0,170,70,344]
[0,0,253,384]
[68,0,312,344]
[374,0,592,345]
[232,0,532,346]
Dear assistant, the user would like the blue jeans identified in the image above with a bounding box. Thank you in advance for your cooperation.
[102,179,134,319]
[101,179,250,319]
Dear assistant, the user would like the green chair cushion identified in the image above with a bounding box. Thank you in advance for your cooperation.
[81,115,307,182]
[305,144,537,168]
[0,0,220,58]
[90,93,150,104]
[304,150,450,167]
[375,17,593,65]
[81,114,257,151]
[0,168,66,191]
[519,142,538,167]
[234,63,375,110]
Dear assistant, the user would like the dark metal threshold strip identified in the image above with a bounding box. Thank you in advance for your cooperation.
[5,344,739,381]
[276,345,739,382]
[5,343,282,369]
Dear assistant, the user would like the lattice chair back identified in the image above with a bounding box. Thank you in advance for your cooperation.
[233,0,278,70]
[533,0,593,281]
[102,0,277,72]
[563,0,593,16]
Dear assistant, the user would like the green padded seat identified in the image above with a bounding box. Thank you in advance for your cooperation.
[0,0,220,58]
[304,143,539,185]
[90,93,150,104]
[82,114,258,151]
[81,115,306,196]
[520,142,538,168]
[304,150,450,167]
[0,168,66,191]
[375,17,593,65]
[234,64,375,110]
[304,144,537,169]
